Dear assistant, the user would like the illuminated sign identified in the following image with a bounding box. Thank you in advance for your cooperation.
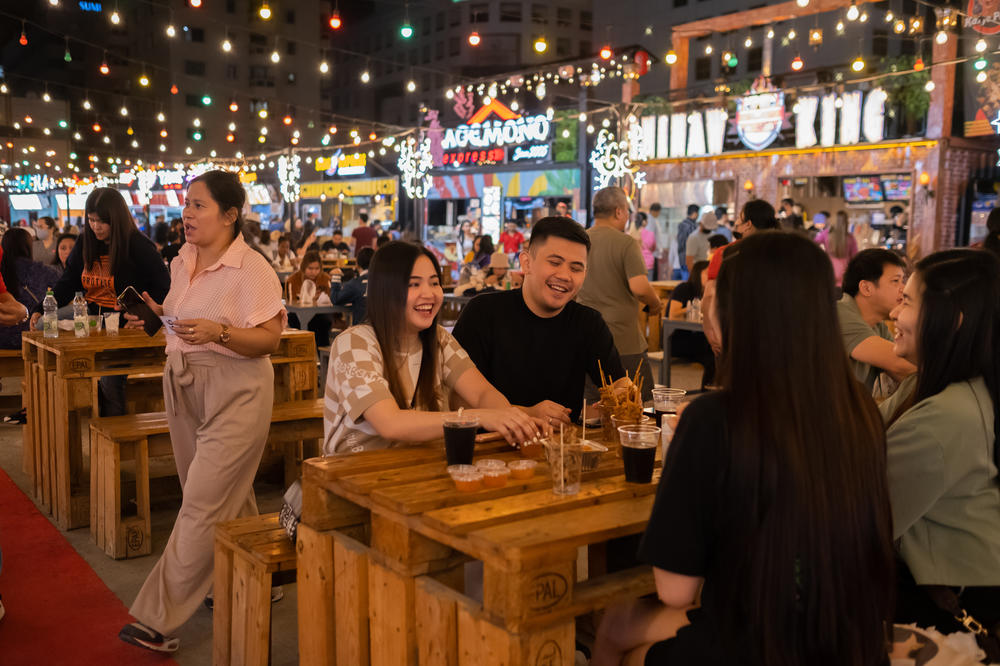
[736,80,785,151]
[443,148,505,166]
[441,99,551,151]
[315,151,367,176]
[239,171,257,184]
[511,144,551,162]
[481,185,502,241]
[794,88,886,149]
[78,1,102,11]
[156,170,186,188]
[965,0,1000,34]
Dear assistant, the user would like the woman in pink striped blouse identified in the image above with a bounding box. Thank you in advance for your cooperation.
[119,170,285,654]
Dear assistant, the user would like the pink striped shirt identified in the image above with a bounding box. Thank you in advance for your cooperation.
[163,234,286,358]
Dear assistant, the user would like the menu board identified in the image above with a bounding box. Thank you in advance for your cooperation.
[880,174,912,201]
[842,176,885,203]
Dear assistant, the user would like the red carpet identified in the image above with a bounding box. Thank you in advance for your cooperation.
[0,468,177,665]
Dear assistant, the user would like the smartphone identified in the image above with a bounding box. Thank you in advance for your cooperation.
[116,286,163,337]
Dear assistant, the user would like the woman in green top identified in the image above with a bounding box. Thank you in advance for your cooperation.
[885,248,1000,631]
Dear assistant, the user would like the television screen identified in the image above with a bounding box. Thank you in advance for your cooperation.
[881,174,912,201]
[842,176,884,203]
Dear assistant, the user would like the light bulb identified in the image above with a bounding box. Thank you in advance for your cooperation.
[406,79,416,92]
[665,50,678,65]
[534,37,548,53]
[228,122,236,131]
[894,19,906,33]
[791,55,804,71]
[271,50,280,63]
[977,70,988,83]
[258,109,268,118]
[936,30,948,44]
[705,44,713,55]
[319,60,330,73]
[859,11,868,22]
[787,29,796,40]
[767,28,775,39]
[329,10,342,29]
[361,70,370,83]
[100,60,109,75]
[120,105,128,116]
[157,112,165,122]
[795,0,808,6]
[837,21,846,33]
[925,80,935,92]
[469,31,481,46]
[259,2,272,20]
[222,38,232,52]
[851,55,865,72]
[977,38,988,52]
[166,24,176,37]
[0,84,7,94]
[110,9,121,25]
[884,10,893,21]
[600,44,613,59]
[43,92,51,102]
[83,99,92,110]
[139,74,150,86]
[400,23,413,39]
[846,3,859,21]
[744,37,752,48]
[445,89,454,99]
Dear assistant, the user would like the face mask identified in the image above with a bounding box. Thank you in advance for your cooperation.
[732,230,743,241]
[36,229,49,241]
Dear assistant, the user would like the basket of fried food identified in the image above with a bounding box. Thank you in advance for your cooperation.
[596,361,648,443]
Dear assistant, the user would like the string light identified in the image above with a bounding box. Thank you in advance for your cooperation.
[837,21,846,34]
[846,2,859,21]
[935,30,948,44]
[665,50,678,65]
[99,54,110,75]
[222,36,233,52]
[977,70,988,83]
[469,31,481,46]
[534,36,548,53]
[914,57,925,71]
[319,60,330,73]
[795,0,809,6]
[139,73,150,87]
[851,55,865,72]
[157,110,166,121]
[977,38,988,53]
[63,38,72,63]
[170,84,179,94]
[83,98,92,110]
[18,22,27,46]
[600,44,613,59]
[166,23,176,37]
[743,36,753,48]
[120,104,128,116]
[400,22,413,39]
[258,108,268,118]
[884,10,894,21]
[975,57,988,71]
[229,99,239,112]
[42,91,51,103]
[110,7,121,25]
[893,19,906,33]
[791,54,804,71]
[271,49,280,63]
[787,28,796,40]
[360,69,370,83]
[259,2,272,20]
[704,44,713,55]
[329,9,342,29]
[925,80,935,91]
[406,79,416,92]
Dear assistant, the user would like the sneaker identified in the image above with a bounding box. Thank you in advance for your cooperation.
[118,622,179,653]
[203,586,283,611]
[2,409,26,425]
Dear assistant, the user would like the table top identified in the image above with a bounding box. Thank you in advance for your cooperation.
[23,327,315,353]
[660,317,704,332]
[285,303,352,315]
[649,280,682,290]
[302,436,659,565]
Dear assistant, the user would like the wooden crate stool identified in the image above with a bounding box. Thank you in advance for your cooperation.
[89,399,323,559]
[0,348,24,403]
[214,513,296,666]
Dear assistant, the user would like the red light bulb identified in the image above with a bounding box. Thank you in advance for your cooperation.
[468,31,481,46]
[914,57,925,71]
[283,115,293,125]
[599,45,613,60]
[170,84,179,95]
[100,61,110,75]
[92,123,102,132]
[18,31,27,47]
[791,55,804,71]
[329,10,342,29]
[226,133,235,142]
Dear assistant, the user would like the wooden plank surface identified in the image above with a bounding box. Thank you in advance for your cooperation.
[296,525,337,666]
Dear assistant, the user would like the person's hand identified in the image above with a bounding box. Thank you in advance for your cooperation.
[0,296,28,327]
[170,319,223,345]
[472,408,547,448]
[29,312,42,330]
[529,400,572,427]
[329,267,343,277]
[647,298,663,316]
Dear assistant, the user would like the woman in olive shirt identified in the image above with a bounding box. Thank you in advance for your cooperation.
[883,248,1000,631]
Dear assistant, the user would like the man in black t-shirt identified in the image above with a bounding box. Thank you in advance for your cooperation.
[453,217,626,425]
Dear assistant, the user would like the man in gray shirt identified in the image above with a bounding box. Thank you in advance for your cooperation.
[578,186,662,399]
[684,211,718,271]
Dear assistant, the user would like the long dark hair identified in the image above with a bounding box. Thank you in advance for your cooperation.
[367,241,442,411]
[985,207,1000,258]
[50,232,77,268]
[889,249,1000,464]
[188,170,245,240]
[715,231,894,666]
[82,188,136,274]
[1,228,33,296]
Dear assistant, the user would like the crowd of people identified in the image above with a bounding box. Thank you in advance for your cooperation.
[2,174,1000,665]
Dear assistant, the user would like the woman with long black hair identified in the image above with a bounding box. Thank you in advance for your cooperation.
[593,231,895,666]
[0,228,59,349]
[881,248,1000,632]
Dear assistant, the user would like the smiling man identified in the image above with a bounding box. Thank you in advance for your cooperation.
[452,216,625,425]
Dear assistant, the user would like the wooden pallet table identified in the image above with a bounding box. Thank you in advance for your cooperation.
[22,328,317,530]
[298,436,660,665]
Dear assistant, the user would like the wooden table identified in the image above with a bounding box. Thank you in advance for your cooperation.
[659,317,705,386]
[22,328,318,530]
[649,280,681,301]
[297,438,660,665]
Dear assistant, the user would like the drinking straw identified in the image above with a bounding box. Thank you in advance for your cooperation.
[581,395,587,441]
[560,422,565,493]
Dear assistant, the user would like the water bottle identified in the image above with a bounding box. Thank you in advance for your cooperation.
[73,292,88,338]
[42,288,58,338]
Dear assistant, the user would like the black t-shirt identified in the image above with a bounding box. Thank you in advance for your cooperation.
[638,391,729,664]
[669,281,697,308]
[452,289,625,421]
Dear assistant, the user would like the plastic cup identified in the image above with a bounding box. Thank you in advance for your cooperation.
[447,464,483,492]
[443,414,479,466]
[88,315,102,333]
[103,312,120,335]
[651,388,687,428]
[618,425,661,483]
[543,441,584,495]
[507,459,537,480]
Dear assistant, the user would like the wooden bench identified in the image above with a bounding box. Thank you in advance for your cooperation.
[89,399,324,559]
[0,348,23,402]
[213,512,296,666]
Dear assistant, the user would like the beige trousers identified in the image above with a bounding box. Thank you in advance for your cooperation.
[130,351,274,636]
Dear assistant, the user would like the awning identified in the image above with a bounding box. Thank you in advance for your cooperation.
[8,194,45,211]
[300,177,397,199]
[427,167,580,199]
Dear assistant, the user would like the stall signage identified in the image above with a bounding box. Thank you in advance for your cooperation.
[481,185,502,241]
[156,170,186,188]
[442,147,505,166]
[239,171,257,184]
[441,99,551,151]
[965,0,1000,34]
[78,1,102,11]
[315,151,367,176]
[511,144,551,162]
[118,172,136,186]
[736,81,785,151]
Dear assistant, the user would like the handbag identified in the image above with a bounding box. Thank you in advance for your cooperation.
[925,585,1000,663]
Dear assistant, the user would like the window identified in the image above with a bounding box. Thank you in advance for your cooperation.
[873,30,888,57]
[470,3,489,23]
[579,40,591,57]
[226,0,235,12]
[286,10,295,23]
[580,10,592,31]
[436,11,444,30]
[184,26,205,43]
[436,40,444,59]
[185,94,202,107]
[422,16,431,36]
[287,72,296,84]
[286,41,296,55]
[249,65,273,87]
[694,56,712,80]
[747,47,762,72]
[531,3,547,24]
[673,0,687,6]
[900,38,916,56]
[250,99,268,116]
[225,64,238,80]
[409,48,417,65]
[374,33,382,50]
[249,33,267,55]
[449,35,460,56]
[422,44,431,63]
[500,2,522,22]
[374,61,383,76]
[449,7,461,26]
[184,60,206,76]
[556,37,571,56]
[556,7,571,27]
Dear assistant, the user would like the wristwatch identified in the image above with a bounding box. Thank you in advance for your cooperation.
[218,324,231,344]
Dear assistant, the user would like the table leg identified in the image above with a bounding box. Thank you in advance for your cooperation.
[53,376,92,530]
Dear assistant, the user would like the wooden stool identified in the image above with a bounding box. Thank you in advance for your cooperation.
[214,513,296,666]
[89,399,323,559]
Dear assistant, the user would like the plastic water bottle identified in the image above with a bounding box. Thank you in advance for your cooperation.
[72,292,88,337]
[42,288,58,338]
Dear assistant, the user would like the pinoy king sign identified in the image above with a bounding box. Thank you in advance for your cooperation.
[736,79,785,151]
[441,99,551,160]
